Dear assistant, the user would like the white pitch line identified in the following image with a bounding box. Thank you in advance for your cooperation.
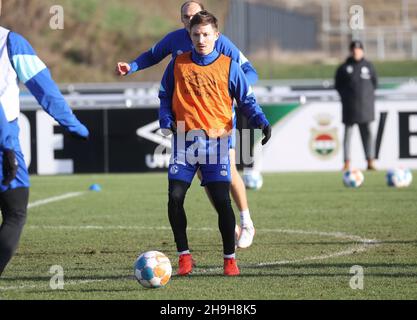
[26,224,380,275]
[256,228,379,243]
[6,193,381,290]
[26,224,380,243]
[0,284,39,291]
[193,243,377,274]
[256,245,373,267]
[0,279,107,291]
[28,192,86,209]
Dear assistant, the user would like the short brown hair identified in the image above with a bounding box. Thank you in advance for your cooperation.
[189,10,218,31]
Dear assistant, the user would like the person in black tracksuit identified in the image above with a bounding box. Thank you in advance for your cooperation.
[334,40,378,171]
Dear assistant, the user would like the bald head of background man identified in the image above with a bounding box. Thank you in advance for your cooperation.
[180,1,204,32]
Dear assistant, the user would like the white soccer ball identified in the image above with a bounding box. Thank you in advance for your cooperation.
[243,170,263,190]
[386,168,413,188]
[134,251,172,288]
[343,169,364,188]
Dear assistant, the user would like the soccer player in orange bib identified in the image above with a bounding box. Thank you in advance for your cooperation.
[159,11,271,276]
[117,2,259,249]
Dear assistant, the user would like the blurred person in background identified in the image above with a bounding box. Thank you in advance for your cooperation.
[335,40,378,171]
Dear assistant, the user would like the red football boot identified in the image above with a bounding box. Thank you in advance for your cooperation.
[224,257,240,276]
[177,254,194,276]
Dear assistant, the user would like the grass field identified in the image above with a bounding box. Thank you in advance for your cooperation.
[0,171,416,300]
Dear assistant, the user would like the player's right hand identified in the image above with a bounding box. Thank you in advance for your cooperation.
[116,62,131,76]
[2,149,18,186]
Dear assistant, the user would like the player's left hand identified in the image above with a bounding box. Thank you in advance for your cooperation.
[261,125,271,145]
[2,149,18,186]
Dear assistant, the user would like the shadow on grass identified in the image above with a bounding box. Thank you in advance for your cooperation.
[2,274,132,282]
[23,287,139,294]
[14,239,416,258]
[179,271,417,279]
[4,261,417,283]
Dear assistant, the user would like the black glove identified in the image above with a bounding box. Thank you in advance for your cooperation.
[2,149,18,186]
[261,125,271,145]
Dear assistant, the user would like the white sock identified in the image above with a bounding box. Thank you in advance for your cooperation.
[178,250,190,256]
[240,210,253,227]
[224,253,236,259]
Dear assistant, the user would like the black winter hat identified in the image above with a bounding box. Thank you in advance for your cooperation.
[350,40,364,50]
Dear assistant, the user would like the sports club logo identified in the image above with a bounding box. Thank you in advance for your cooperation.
[220,170,228,176]
[309,114,339,159]
[360,66,371,79]
[346,65,353,74]
[170,165,179,175]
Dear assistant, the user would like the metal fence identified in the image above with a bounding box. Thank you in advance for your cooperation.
[224,0,318,55]
[224,0,417,61]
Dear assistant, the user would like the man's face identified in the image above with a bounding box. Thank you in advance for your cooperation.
[191,23,219,55]
[351,47,364,61]
[181,2,202,32]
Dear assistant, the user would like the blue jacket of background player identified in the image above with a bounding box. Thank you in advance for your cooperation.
[0,27,89,193]
[127,28,258,86]
[0,103,11,150]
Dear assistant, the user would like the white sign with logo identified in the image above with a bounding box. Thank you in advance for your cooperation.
[257,101,417,172]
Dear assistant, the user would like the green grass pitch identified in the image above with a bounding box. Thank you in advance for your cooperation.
[0,171,416,300]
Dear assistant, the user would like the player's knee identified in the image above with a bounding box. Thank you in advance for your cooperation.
[2,208,27,229]
[14,209,27,227]
[168,194,184,208]
[168,181,189,206]
[168,189,186,206]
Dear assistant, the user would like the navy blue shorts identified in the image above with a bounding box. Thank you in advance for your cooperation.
[168,133,231,186]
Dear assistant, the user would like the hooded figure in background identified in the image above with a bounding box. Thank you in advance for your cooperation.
[335,40,378,171]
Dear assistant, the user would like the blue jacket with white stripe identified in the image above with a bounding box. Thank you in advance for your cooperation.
[0,30,89,192]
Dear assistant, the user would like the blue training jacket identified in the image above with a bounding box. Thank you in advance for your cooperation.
[128,28,258,85]
[0,103,11,150]
[0,31,89,192]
